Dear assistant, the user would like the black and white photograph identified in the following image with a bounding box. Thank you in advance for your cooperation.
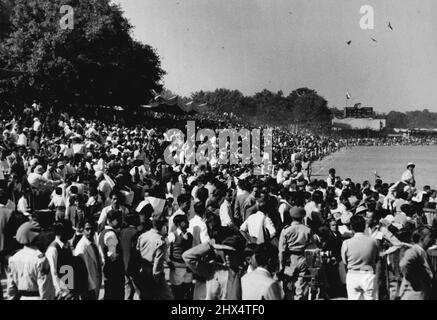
[0,0,437,305]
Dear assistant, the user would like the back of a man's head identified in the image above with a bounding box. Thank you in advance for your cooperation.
[412,226,432,244]
[350,215,366,233]
[194,201,206,218]
[0,190,8,206]
[254,243,278,268]
[177,193,191,207]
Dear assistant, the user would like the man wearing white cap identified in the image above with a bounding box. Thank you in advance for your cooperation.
[401,163,416,187]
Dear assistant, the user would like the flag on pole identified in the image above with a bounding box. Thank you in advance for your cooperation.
[346,90,352,100]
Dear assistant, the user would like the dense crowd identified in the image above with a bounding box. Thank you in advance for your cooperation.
[344,136,437,147]
[0,102,436,301]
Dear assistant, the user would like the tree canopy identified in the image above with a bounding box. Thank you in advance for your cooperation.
[0,0,165,106]
[191,87,332,131]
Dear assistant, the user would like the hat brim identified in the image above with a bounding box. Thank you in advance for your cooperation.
[213,244,236,252]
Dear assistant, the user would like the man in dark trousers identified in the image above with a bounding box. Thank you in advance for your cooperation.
[168,214,193,300]
[136,215,173,300]
[120,212,141,300]
[278,206,318,300]
[98,209,125,300]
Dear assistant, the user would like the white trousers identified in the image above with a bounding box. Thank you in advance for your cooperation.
[346,271,376,300]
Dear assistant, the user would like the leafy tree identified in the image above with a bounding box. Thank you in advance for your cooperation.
[0,0,14,42]
[191,88,244,115]
[0,0,165,107]
[386,111,408,128]
[287,88,332,131]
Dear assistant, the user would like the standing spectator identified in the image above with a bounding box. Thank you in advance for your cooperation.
[7,221,55,300]
[97,191,128,232]
[219,189,234,227]
[341,215,379,300]
[0,190,12,299]
[240,200,276,244]
[278,207,317,300]
[399,226,435,300]
[74,220,102,300]
[45,220,76,299]
[241,243,284,300]
[168,214,193,300]
[98,210,125,300]
[183,235,245,300]
[188,201,210,247]
[168,193,191,235]
[120,213,141,300]
[136,216,173,300]
[234,179,250,226]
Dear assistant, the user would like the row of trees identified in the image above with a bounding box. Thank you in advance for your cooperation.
[0,0,165,107]
[189,88,333,130]
[0,1,334,131]
[385,110,437,129]
[8,1,435,131]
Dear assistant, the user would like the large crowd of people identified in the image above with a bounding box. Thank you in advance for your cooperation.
[343,136,437,147]
[0,102,436,300]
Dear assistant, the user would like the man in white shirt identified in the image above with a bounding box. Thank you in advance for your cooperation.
[16,127,28,147]
[32,118,42,132]
[188,201,210,247]
[240,201,276,244]
[219,189,234,227]
[241,243,284,300]
[27,165,52,190]
[97,192,129,232]
[98,210,124,300]
[96,171,112,206]
[327,168,336,187]
[129,162,148,184]
[45,220,76,299]
[74,220,102,300]
[168,193,191,235]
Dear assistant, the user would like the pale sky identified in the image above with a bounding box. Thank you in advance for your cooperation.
[114,0,437,113]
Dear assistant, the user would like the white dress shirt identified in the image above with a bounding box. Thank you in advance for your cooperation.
[188,214,210,247]
[240,211,276,241]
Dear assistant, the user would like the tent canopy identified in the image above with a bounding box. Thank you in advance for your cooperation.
[143,95,208,115]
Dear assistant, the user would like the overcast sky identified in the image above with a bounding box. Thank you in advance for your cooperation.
[114,0,437,113]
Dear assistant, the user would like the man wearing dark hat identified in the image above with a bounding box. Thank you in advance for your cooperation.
[183,235,245,300]
[6,221,55,300]
[278,206,318,300]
